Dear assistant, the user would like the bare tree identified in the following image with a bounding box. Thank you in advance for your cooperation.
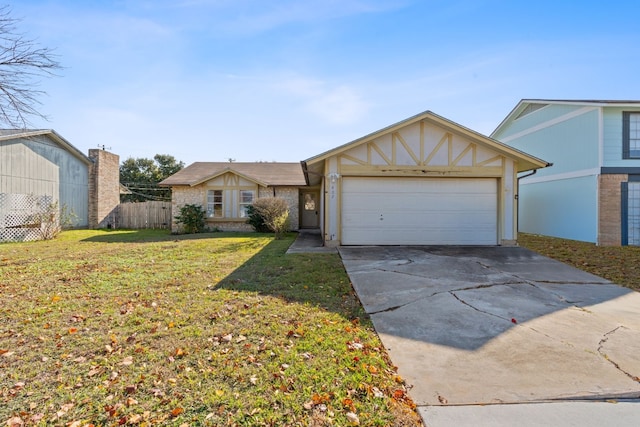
[0,5,61,128]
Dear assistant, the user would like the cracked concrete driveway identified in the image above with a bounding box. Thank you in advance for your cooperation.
[338,246,640,408]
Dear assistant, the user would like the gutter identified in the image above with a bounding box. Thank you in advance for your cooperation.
[300,161,310,186]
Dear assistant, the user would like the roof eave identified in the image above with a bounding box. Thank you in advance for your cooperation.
[190,168,269,187]
[492,99,640,137]
[0,129,92,165]
[304,110,437,165]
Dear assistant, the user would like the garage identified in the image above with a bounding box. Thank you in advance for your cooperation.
[301,110,549,247]
[341,177,498,245]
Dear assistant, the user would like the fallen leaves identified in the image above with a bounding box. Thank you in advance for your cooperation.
[0,231,419,426]
[345,411,360,425]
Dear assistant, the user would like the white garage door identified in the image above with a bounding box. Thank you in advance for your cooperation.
[341,177,498,245]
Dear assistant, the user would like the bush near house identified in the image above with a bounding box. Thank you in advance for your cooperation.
[174,203,206,234]
[247,197,290,238]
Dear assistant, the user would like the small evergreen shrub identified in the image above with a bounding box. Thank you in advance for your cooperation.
[246,205,270,233]
[174,204,206,234]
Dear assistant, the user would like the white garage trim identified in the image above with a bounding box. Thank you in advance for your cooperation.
[341,177,498,245]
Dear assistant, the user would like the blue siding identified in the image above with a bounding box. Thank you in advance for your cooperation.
[518,175,598,243]
[602,107,640,167]
[502,109,600,176]
[494,104,586,140]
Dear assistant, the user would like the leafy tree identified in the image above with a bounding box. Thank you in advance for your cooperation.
[0,6,62,128]
[120,154,184,202]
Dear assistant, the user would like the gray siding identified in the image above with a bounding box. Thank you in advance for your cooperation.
[0,135,89,226]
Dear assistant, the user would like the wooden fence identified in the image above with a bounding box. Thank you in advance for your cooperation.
[116,201,172,229]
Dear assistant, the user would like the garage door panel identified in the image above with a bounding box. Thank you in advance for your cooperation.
[345,193,495,211]
[341,177,497,245]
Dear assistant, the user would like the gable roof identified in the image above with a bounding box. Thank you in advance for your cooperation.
[0,129,92,165]
[302,110,550,184]
[159,162,306,187]
[492,99,640,137]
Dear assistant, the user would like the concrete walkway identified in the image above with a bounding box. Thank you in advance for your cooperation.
[286,229,336,254]
[338,246,640,426]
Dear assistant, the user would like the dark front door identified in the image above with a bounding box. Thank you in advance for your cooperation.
[300,191,319,228]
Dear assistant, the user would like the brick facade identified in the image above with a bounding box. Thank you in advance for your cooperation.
[171,184,301,233]
[258,187,300,231]
[88,149,120,228]
[598,174,626,246]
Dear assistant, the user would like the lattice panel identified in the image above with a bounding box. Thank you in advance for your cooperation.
[0,193,53,242]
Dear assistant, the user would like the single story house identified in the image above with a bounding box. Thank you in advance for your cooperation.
[159,162,313,232]
[491,99,640,246]
[161,110,550,245]
[0,129,120,241]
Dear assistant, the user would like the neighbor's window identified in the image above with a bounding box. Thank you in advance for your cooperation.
[239,190,255,218]
[623,112,640,159]
[207,190,223,218]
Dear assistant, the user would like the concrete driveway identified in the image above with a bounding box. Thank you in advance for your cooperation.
[338,246,640,423]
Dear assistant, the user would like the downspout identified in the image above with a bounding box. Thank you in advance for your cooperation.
[515,168,541,243]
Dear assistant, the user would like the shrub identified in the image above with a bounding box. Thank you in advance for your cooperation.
[174,204,206,234]
[32,201,77,240]
[246,205,270,233]
[247,197,290,238]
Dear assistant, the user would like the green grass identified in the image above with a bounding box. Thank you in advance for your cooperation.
[0,230,420,426]
[519,233,640,291]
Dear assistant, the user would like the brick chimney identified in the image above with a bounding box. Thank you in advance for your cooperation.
[88,149,120,228]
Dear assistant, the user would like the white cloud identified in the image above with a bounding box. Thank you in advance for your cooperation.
[155,0,409,35]
[276,76,370,124]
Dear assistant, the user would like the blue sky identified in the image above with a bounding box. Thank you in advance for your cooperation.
[11,0,640,165]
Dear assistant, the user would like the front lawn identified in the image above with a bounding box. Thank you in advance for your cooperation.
[0,230,420,426]
[519,233,640,291]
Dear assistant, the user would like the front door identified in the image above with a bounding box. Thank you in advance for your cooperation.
[300,191,319,228]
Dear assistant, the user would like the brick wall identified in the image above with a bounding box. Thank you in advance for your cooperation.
[170,186,203,233]
[88,149,120,228]
[259,186,300,231]
[598,174,626,246]
[170,185,301,233]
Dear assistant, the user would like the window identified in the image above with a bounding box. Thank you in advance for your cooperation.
[623,112,640,159]
[304,193,316,211]
[627,182,640,245]
[207,190,223,218]
[239,190,255,218]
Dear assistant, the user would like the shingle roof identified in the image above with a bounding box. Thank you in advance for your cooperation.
[159,162,306,187]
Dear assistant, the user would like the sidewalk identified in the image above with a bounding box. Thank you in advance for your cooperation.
[421,400,640,427]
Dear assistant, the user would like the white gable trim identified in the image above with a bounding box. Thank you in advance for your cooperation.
[520,168,600,185]
[500,107,598,143]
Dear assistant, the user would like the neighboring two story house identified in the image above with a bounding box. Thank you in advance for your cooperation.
[492,100,640,246]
